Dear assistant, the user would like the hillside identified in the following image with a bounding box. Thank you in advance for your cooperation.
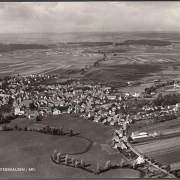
[0,43,49,52]
[115,40,172,46]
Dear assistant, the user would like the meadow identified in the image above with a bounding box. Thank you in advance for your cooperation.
[0,114,141,178]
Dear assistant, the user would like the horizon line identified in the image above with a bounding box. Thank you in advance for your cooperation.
[0,31,180,34]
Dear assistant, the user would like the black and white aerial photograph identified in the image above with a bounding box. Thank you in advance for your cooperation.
[1,1,180,178]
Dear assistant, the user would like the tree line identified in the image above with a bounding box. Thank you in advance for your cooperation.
[153,93,180,106]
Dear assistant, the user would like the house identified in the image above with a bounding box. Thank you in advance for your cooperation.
[112,135,120,143]
[135,156,145,165]
[114,141,127,150]
[53,108,61,115]
[14,107,24,115]
[114,129,123,138]
[87,111,94,119]
[132,92,141,98]
[174,103,180,111]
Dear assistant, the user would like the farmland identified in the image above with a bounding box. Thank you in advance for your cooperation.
[2,32,180,177]
[1,35,180,84]
[133,136,180,165]
[130,116,180,166]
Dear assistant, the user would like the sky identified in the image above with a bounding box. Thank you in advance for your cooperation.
[0,2,180,33]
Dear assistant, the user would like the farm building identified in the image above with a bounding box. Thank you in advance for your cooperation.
[131,132,148,140]
[135,156,145,165]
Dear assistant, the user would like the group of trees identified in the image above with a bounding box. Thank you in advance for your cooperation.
[9,125,74,137]
[93,57,106,68]
[27,126,74,137]
[153,93,180,106]
[51,150,86,169]
[51,149,126,175]
[172,170,180,177]
[0,111,16,124]
[0,103,13,113]
[1,124,12,131]
[155,114,177,122]
[145,81,174,95]
[95,159,125,174]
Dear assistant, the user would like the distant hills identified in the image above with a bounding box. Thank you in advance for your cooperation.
[0,43,49,53]
[0,39,172,53]
[115,39,172,46]
[67,42,113,47]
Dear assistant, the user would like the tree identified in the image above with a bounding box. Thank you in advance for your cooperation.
[96,163,101,174]
[105,160,111,169]
[59,127,63,135]
[75,160,79,168]
[29,102,36,110]
[150,158,155,163]
[166,164,171,172]
[53,150,58,161]
[65,154,69,165]
[24,127,27,131]
[2,124,7,131]
[36,115,43,121]
[14,125,18,131]
[172,171,177,177]
[120,159,125,168]
[69,128,73,137]
[71,158,75,167]
[57,152,61,164]
[81,159,85,168]
[132,160,137,169]
[50,156,53,162]
[177,170,180,177]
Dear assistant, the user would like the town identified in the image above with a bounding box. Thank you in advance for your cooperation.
[1,73,180,178]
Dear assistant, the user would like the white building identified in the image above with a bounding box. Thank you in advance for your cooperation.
[14,107,24,115]
[53,109,61,115]
[131,132,148,140]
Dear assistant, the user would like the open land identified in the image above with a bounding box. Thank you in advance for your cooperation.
[1,37,180,84]
[0,114,141,178]
[2,32,180,178]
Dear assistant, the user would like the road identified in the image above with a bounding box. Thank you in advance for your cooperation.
[126,142,176,178]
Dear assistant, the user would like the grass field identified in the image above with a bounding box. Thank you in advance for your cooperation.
[0,114,141,178]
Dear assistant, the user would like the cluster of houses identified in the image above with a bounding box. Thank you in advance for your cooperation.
[81,102,133,126]
[0,74,180,132]
[0,75,124,120]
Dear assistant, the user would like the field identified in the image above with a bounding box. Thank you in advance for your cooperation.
[1,34,180,84]
[130,116,180,166]
[0,114,142,178]
[133,135,180,165]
